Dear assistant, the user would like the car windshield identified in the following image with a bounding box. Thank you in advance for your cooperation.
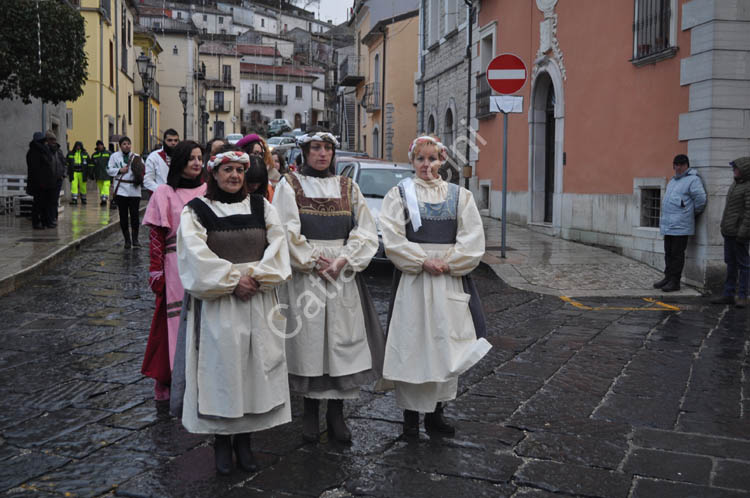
[267,137,284,145]
[357,168,412,198]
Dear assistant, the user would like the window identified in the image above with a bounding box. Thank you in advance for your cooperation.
[128,95,132,124]
[177,11,182,19]
[120,6,128,72]
[173,45,178,55]
[308,22,312,31]
[221,29,226,34]
[219,16,223,24]
[276,84,283,103]
[275,110,283,119]
[261,18,265,27]
[295,85,302,99]
[203,14,207,21]
[222,65,231,85]
[127,20,131,46]
[633,0,676,61]
[372,127,380,158]
[428,0,439,46]
[203,28,207,35]
[445,0,457,34]
[427,115,435,134]
[66,108,73,128]
[443,108,453,148]
[100,0,111,20]
[640,188,661,228]
[284,23,287,32]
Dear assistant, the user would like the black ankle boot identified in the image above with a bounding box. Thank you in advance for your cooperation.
[326,399,352,443]
[653,276,669,289]
[424,402,455,435]
[302,397,320,442]
[132,227,141,247]
[403,410,419,437]
[232,433,258,472]
[214,435,233,475]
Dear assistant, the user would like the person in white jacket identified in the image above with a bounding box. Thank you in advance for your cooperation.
[143,128,179,193]
[107,136,143,248]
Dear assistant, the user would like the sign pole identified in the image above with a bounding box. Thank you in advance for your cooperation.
[501,111,508,258]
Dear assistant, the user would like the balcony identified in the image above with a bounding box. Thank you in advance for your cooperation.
[476,74,493,120]
[209,100,232,113]
[362,82,380,112]
[338,56,363,86]
[247,93,288,105]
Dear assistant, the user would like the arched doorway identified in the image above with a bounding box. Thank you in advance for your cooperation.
[372,126,380,158]
[294,113,302,129]
[443,108,454,148]
[529,69,564,226]
[427,115,435,134]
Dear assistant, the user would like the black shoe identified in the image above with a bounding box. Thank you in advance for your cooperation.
[326,399,352,443]
[403,410,420,437]
[302,397,320,442]
[69,199,77,205]
[424,402,455,435]
[100,199,107,206]
[661,280,680,292]
[653,277,669,289]
[124,241,132,249]
[32,223,44,230]
[132,229,141,247]
[81,197,87,205]
[711,295,735,305]
[232,433,258,472]
[214,435,233,475]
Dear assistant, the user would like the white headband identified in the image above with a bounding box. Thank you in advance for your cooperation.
[297,132,340,148]
[207,151,250,172]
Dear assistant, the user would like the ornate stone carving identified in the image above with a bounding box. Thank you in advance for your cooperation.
[533,0,566,80]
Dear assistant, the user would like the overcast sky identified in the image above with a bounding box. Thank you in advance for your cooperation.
[315,0,352,25]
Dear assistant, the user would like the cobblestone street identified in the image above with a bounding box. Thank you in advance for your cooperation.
[0,231,749,497]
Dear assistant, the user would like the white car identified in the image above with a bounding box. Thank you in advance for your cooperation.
[225,133,243,145]
[266,136,297,152]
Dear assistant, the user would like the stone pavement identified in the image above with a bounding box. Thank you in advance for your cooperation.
[0,201,137,297]
[0,229,749,497]
[482,217,703,298]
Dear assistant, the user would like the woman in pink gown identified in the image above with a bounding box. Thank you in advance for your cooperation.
[141,140,207,400]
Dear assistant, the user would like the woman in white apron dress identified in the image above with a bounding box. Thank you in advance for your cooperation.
[379,136,491,437]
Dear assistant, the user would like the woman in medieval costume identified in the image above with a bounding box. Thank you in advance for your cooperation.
[379,135,491,437]
[272,128,385,443]
[175,149,292,475]
[141,141,207,401]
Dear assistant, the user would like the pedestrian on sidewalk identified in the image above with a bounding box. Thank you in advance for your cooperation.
[66,141,90,205]
[141,141,207,401]
[107,136,144,248]
[655,154,707,292]
[26,132,57,229]
[711,157,750,308]
[47,131,66,222]
[90,140,112,206]
[272,129,385,444]
[174,149,292,475]
[144,129,179,195]
[378,135,492,438]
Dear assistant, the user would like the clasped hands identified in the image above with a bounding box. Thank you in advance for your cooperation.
[316,256,347,281]
[233,275,260,301]
[422,258,449,276]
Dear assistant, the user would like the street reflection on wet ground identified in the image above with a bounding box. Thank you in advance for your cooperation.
[0,231,748,497]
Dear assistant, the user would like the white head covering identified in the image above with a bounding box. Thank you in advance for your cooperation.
[207,150,250,172]
[297,131,340,148]
[407,135,446,162]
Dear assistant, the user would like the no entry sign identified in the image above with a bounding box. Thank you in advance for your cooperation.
[486,53,527,95]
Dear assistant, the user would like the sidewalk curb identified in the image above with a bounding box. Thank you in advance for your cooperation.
[0,207,145,298]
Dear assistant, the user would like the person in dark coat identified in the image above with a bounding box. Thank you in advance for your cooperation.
[26,132,58,229]
[46,130,67,222]
[711,157,750,308]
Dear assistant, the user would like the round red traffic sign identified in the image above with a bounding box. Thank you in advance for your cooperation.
[486,53,527,95]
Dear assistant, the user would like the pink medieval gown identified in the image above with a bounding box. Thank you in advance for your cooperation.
[141,181,207,400]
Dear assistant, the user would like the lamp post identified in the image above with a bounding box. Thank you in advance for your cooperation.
[199,94,207,145]
[179,86,188,139]
[136,53,155,155]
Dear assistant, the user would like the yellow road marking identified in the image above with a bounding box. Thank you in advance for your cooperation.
[560,296,680,312]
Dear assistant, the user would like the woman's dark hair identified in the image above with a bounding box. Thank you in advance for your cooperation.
[205,145,248,200]
[245,154,269,197]
[167,141,204,189]
[271,149,287,174]
[300,126,336,174]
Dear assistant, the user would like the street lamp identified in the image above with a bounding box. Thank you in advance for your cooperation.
[179,86,188,139]
[136,53,155,155]
[199,94,207,145]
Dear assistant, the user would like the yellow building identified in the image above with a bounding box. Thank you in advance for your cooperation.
[353,8,419,162]
[66,0,141,153]
[134,29,163,153]
[200,41,242,139]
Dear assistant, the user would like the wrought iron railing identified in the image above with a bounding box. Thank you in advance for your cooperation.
[210,101,232,112]
[363,82,380,112]
[247,93,288,105]
[633,0,672,60]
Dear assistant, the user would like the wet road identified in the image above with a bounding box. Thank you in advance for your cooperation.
[0,231,749,497]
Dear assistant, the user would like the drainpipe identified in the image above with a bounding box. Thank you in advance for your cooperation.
[115,0,119,137]
[380,24,386,159]
[463,0,475,189]
[419,0,426,133]
[99,10,104,142]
